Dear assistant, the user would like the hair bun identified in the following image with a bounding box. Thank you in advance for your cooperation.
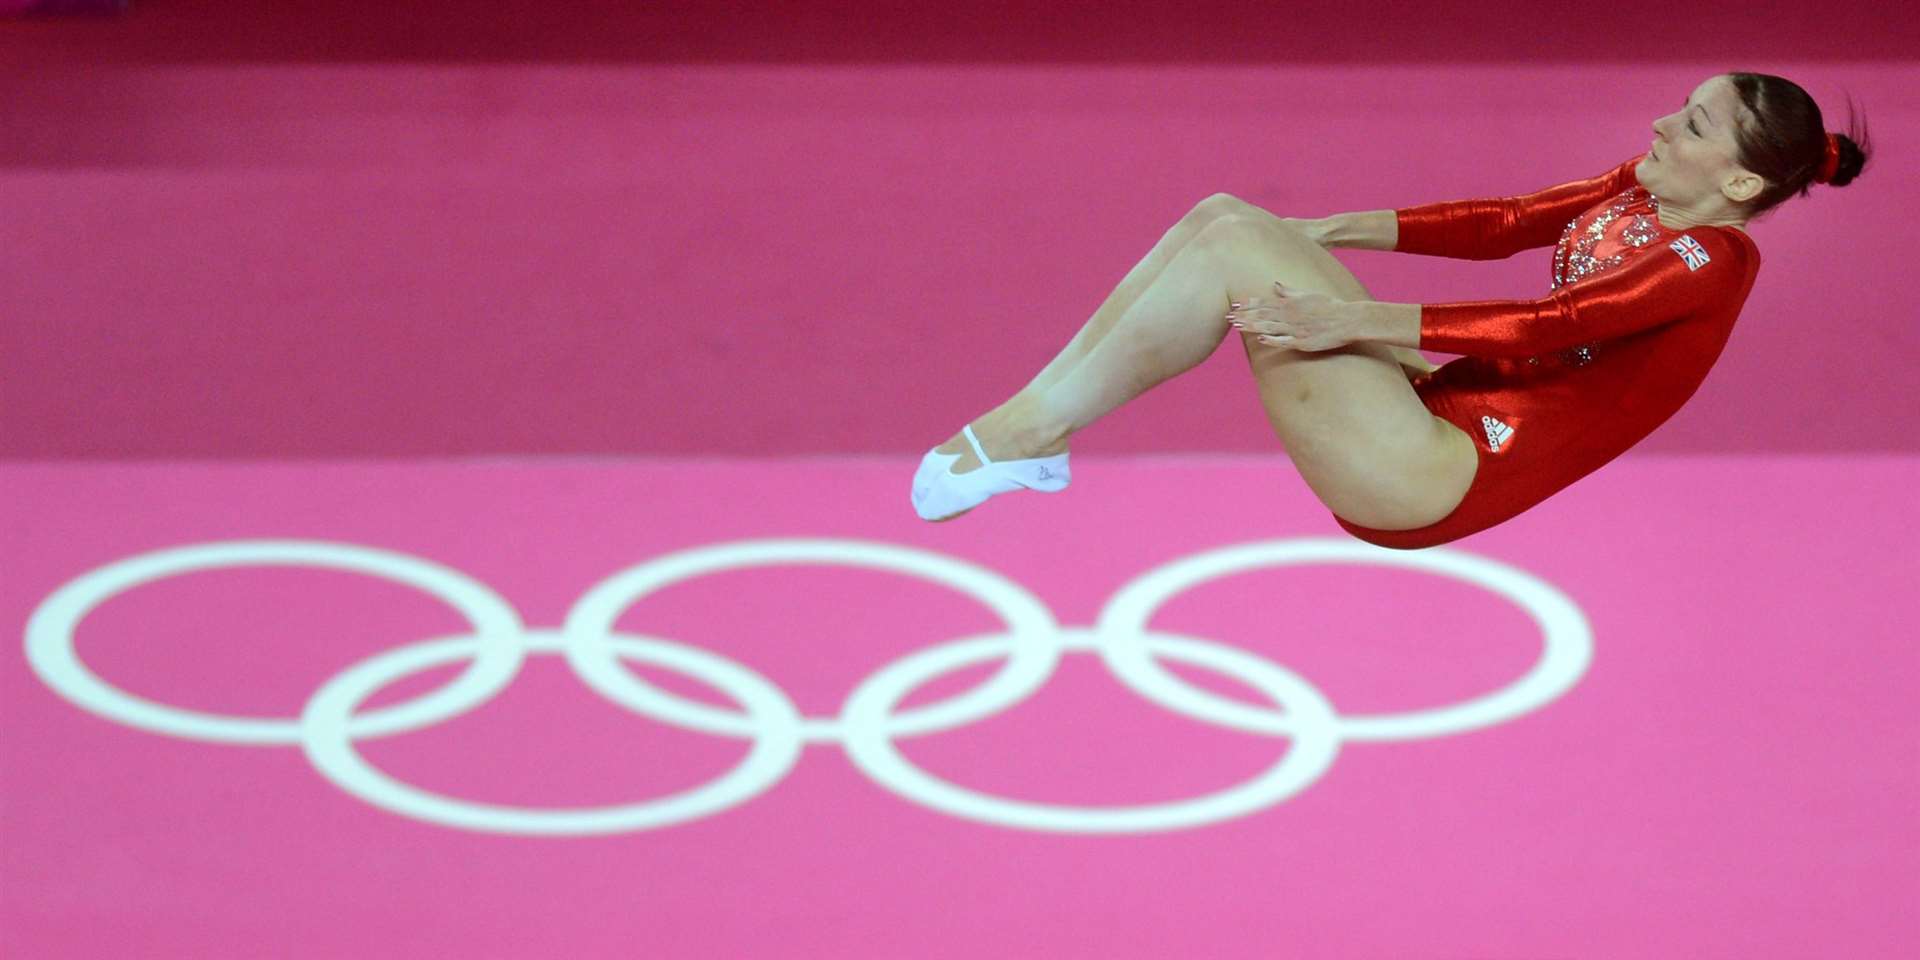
[1827,132,1866,187]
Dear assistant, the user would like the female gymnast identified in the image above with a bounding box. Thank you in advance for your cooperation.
[910,72,1870,548]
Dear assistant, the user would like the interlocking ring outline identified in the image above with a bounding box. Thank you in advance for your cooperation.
[1098,539,1593,741]
[562,539,1064,743]
[24,541,527,744]
[303,628,805,835]
[841,626,1343,834]
[23,536,1593,836]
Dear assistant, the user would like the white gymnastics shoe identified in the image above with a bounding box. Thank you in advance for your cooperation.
[911,424,1070,522]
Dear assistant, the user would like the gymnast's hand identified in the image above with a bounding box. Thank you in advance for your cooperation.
[1225,281,1355,352]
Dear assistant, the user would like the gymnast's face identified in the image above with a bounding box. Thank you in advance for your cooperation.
[1638,75,1765,223]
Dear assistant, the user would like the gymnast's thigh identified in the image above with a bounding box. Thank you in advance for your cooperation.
[1200,204,1377,304]
[1332,382,1516,548]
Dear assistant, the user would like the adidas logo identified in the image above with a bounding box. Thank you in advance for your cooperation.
[1036,466,1055,482]
[1480,415,1514,452]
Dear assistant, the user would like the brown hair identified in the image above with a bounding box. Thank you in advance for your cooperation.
[1726,73,1872,221]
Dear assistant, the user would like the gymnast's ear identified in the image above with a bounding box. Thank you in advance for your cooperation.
[1723,169,1766,204]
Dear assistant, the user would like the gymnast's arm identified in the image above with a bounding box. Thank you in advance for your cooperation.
[1305,210,1399,251]
[1345,229,1750,356]
[1305,155,1645,372]
[1313,155,1645,260]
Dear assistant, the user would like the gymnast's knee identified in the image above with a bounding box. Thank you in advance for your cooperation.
[1190,193,1250,223]
[1191,195,1312,238]
[1191,194,1308,234]
[1190,213,1272,253]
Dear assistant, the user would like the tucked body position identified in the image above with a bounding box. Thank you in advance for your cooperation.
[910,73,1871,548]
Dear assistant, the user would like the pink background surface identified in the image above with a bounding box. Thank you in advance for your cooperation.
[4,456,1917,958]
[6,6,1918,956]
[5,4,1917,458]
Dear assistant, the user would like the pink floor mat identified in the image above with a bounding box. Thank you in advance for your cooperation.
[4,455,1915,958]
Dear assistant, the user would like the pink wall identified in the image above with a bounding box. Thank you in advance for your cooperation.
[4,5,1916,458]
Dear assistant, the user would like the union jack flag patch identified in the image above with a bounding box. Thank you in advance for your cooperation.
[1670,234,1711,271]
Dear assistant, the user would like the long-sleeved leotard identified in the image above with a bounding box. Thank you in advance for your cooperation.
[1335,153,1762,549]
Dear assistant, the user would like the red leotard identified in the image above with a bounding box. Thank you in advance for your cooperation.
[1335,153,1762,549]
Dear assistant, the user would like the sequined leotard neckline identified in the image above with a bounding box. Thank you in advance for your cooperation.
[1546,186,1677,366]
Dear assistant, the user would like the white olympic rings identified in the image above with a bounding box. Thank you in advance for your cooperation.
[23,536,1592,835]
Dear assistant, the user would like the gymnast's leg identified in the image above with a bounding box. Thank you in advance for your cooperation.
[915,212,1474,528]
[922,194,1254,473]
[912,201,1265,520]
